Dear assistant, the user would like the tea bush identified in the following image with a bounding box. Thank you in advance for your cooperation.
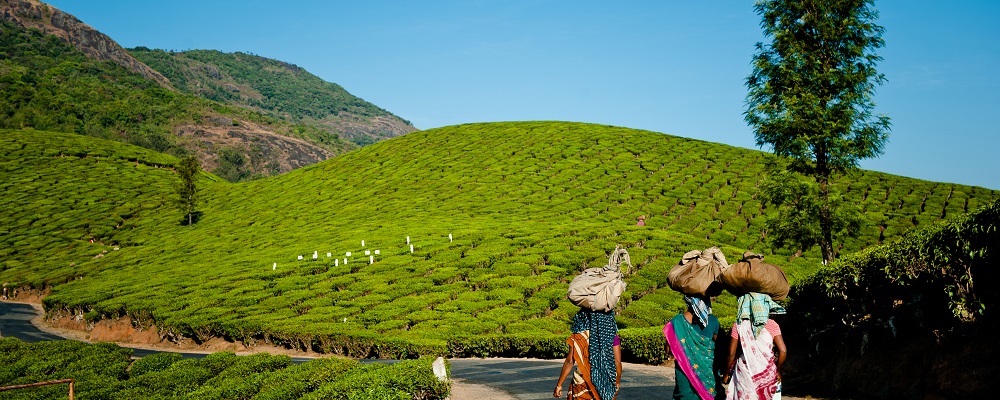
[2,123,997,362]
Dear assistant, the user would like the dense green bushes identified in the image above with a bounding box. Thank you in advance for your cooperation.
[785,199,1000,398]
[2,123,996,362]
[0,338,449,400]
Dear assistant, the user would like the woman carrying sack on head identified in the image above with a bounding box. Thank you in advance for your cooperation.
[553,308,622,399]
[722,293,787,400]
[664,295,721,400]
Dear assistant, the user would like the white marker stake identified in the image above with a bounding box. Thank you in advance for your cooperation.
[369,255,374,264]
[313,251,318,260]
[410,244,414,253]
[344,258,348,264]
[343,318,347,323]
[335,259,339,266]
[406,236,410,244]
[361,240,365,247]
[449,233,453,242]
[273,263,276,270]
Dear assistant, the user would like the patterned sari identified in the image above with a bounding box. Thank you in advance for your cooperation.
[727,293,784,400]
[727,320,778,400]
[665,314,718,400]
[567,309,618,400]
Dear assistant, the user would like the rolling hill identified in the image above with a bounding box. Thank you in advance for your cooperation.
[0,0,416,182]
[2,122,996,359]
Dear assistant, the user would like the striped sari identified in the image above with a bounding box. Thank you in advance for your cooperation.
[567,309,618,400]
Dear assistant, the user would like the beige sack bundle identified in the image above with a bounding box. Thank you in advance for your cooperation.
[567,245,631,312]
[719,251,790,301]
[667,246,729,297]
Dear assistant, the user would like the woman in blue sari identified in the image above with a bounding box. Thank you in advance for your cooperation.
[664,295,720,400]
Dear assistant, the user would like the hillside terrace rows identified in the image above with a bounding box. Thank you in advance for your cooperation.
[2,123,996,358]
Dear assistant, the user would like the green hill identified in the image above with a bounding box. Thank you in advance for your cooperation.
[0,4,416,182]
[2,122,996,358]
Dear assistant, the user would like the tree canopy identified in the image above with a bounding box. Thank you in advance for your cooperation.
[745,0,891,262]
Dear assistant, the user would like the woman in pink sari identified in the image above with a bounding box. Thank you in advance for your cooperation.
[722,293,787,400]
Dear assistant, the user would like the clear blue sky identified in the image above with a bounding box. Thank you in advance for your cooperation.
[45,0,1000,190]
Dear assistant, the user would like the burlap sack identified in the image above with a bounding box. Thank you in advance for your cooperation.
[566,245,631,312]
[667,247,729,297]
[567,267,627,312]
[719,251,790,301]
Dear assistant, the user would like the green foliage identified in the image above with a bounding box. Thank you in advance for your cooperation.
[0,21,399,183]
[177,156,200,226]
[128,48,413,148]
[2,122,996,362]
[0,339,448,399]
[785,198,1000,397]
[745,0,891,262]
[758,160,861,253]
[0,21,188,157]
[792,198,1000,332]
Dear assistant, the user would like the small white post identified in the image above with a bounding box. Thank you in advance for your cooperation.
[344,258,348,264]
[335,259,339,266]
[361,240,365,247]
[273,263,277,270]
[374,250,380,255]
[449,233,453,242]
[313,251,318,260]
[327,252,332,258]
[410,244,414,253]
[343,317,347,323]
[406,236,410,244]
[297,255,303,260]
[369,255,374,264]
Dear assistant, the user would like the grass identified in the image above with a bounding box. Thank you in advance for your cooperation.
[2,122,996,358]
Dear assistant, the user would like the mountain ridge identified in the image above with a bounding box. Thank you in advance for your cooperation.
[0,0,417,181]
[0,0,171,87]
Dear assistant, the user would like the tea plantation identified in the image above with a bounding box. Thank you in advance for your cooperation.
[2,122,996,360]
[0,338,448,399]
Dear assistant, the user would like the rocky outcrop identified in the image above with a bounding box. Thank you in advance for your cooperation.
[0,0,172,88]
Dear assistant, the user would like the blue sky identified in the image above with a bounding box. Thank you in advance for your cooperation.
[45,0,1000,190]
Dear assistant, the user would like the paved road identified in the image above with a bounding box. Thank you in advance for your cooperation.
[1,301,677,399]
[450,358,674,399]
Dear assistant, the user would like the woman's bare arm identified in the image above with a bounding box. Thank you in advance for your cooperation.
[773,334,787,382]
[614,345,623,388]
[554,352,574,398]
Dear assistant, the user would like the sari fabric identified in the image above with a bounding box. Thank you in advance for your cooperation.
[727,319,779,400]
[665,314,719,400]
[734,293,785,337]
[684,296,713,328]
[569,309,618,400]
[567,332,599,399]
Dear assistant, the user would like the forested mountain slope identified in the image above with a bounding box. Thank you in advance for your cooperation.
[2,122,995,358]
[130,49,416,148]
[0,0,415,182]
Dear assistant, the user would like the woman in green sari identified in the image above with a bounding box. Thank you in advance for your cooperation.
[664,295,720,400]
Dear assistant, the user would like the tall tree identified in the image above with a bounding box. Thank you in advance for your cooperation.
[176,156,199,226]
[745,0,891,263]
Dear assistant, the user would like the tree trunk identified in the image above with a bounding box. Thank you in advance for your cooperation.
[818,173,835,263]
